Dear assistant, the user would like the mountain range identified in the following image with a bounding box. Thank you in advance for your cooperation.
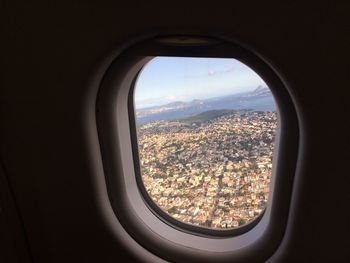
[135,86,275,124]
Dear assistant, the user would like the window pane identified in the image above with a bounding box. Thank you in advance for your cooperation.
[133,57,277,230]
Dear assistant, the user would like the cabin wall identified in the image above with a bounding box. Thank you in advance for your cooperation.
[0,1,349,262]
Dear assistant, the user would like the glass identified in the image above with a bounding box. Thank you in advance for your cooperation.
[133,57,277,230]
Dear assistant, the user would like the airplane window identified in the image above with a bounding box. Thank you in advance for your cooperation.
[131,57,277,231]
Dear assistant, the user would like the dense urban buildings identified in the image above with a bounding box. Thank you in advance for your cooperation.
[136,110,277,229]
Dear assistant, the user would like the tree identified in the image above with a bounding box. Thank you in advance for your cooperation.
[237,218,246,226]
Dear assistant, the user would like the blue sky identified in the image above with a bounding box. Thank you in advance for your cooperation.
[134,57,267,109]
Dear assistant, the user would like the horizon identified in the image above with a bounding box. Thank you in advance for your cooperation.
[134,57,268,109]
[135,88,265,110]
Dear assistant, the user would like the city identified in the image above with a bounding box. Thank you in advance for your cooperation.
[136,110,277,229]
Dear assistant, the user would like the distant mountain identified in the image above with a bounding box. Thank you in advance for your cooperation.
[137,99,205,113]
[136,86,275,124]
[162,101,187,107]
[250,85,271,96]
[135,99,206,118]
[191,99,205,104]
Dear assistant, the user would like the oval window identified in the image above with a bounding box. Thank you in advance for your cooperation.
[131,57,277,231]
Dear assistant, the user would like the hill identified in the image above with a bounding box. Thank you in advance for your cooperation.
[179,109,240,124]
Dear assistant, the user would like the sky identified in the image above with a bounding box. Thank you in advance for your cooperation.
[134,57,268,109]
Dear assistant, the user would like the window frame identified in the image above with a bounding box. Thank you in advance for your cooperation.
[96,36,299,262]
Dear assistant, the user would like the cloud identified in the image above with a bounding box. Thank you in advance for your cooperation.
[166,95,177,100]
[207,66,235,77]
